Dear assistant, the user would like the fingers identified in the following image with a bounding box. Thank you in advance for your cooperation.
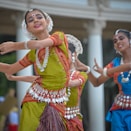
[93,58,98,71]
[0,44,6,55]
[93,65,98,71]
[94,58,99,67]
[0,48,8,55]
[0,42,14,55]
[0,51,6,55]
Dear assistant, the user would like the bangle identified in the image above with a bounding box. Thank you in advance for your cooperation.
[86,66,91,74]
[78,78,83,85]
[103,68,108,77]
[24,41,29,49]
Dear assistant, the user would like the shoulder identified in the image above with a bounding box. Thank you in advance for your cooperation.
[51,31,65,37]
[112,57,121,66]
[106,57,121,68]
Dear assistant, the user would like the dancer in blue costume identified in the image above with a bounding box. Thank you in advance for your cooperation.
[75,29,131,131]
[92,29,131,131]
[104,29,131,131]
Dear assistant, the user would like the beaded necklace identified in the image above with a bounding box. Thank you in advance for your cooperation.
[36,47,49,72]
[67,70,76,98]
[120,58,131,83]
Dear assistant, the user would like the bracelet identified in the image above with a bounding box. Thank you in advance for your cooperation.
[103,68,108,77]
[24,41,29,49]
[78,78,83,85]
[86,66,91,74]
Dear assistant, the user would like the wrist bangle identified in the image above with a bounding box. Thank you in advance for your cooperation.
[86,66,91,74]
[24,41,29,49]
[78,78,83,85]
[103,68,108,77]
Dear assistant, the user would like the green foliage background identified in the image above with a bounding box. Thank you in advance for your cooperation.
[0,35,16,96]
[0,52,16,96]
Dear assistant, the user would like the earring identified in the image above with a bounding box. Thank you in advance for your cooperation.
[72,53,75,63]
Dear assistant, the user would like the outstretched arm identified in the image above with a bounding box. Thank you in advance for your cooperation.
[0,62,24,74]
[75,58,131,87]
[93,58,131,76]
[0,38,53,54]
[5,74,40,83]
[90,59,131,86]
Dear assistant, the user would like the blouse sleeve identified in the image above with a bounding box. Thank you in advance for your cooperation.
[19,50,36,67]
[49,31,69,58]
[104,57,121,77]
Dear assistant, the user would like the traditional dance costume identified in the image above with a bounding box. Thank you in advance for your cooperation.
[18,31,70,131]
[65,71,87,131]
[106,57,131,131]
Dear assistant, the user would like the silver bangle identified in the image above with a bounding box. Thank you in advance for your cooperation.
[78,78,83,85]
[103,68,108,77]
[24,41,29,49]
[86,66,91,74]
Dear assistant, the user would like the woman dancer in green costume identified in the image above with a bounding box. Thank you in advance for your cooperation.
[0,8,70,131]
[4,34,88,131]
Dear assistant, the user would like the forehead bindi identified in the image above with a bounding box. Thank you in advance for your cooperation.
[26,10,43,19]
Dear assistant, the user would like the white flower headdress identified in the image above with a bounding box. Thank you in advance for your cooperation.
[66,34,83,56]
[22,9,53,39]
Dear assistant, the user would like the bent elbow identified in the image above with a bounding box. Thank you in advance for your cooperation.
[93,83,101,87]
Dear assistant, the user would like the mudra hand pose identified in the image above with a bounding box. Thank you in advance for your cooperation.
[0,8,70,131]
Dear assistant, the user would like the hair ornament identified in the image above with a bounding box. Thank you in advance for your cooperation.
[66,34,83,56]
[22,20,36,39]
[115,29,120,35]
[72,53,75,63]
[44,12,53,33]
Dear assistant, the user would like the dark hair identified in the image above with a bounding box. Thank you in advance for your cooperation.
[24,8,47,24]
[68,43,75,53]
[115,29,131,39]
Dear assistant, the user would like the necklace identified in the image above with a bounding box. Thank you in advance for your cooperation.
[120,57,131,83]
[36,47,49,72]
[120,71,131,83]
[67,70,76,98]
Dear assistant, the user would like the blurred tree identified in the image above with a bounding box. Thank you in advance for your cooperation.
[0,35,16,96]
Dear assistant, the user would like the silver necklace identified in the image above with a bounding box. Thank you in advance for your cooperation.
[120,58,131,83]
[36,47,49,72]
[67,70,76,98]
[120,71,131,83]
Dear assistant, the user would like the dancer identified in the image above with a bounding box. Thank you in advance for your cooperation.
[0,8,70,131]
[1,17,131,130]
[76,29,131,131]
[5,34,88,131]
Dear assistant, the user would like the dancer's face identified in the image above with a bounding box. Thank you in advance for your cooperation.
[25,10,49,35]
[113,32,130,53]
